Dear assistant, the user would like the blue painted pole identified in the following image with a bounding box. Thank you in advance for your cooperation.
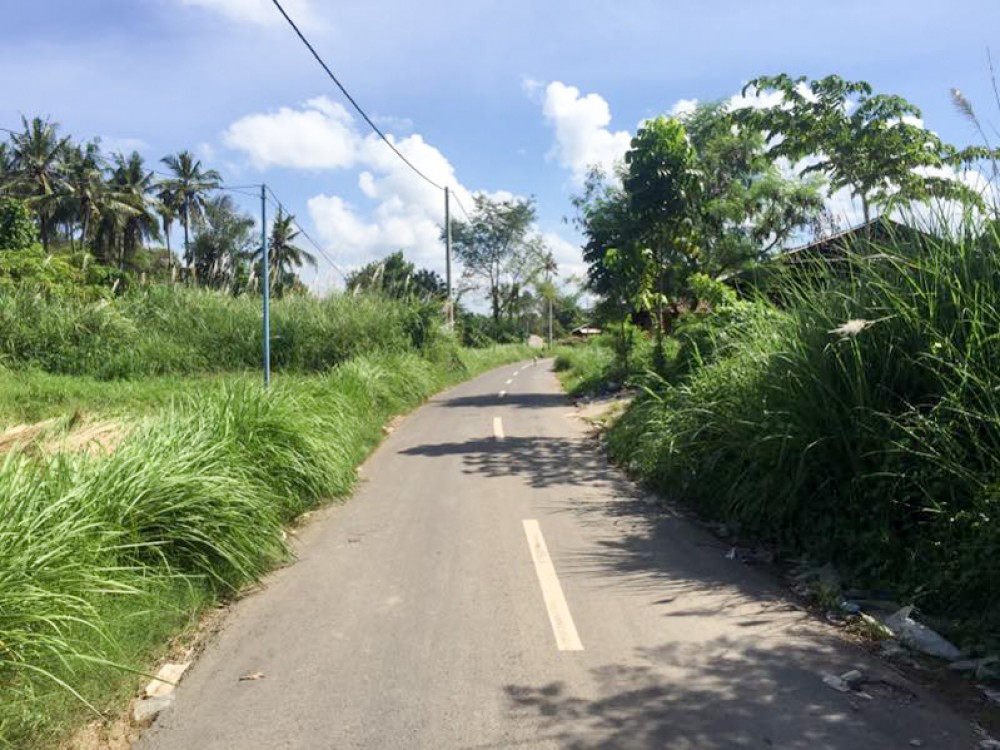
[261,184,271,388]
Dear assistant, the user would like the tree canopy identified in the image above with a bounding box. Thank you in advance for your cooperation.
[448,195,550,323]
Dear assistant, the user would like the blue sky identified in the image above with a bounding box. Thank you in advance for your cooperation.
[3,0,1000,291]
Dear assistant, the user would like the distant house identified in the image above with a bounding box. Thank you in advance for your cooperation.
[779,216,934,267]
[726,217,936,298]
[570,325,602,339]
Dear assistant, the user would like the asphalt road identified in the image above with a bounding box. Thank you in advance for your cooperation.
[137,360,977,749]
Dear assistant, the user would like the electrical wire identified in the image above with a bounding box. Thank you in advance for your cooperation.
[265,185,349,280]
[270,0,446,193]
[450,190,473,223]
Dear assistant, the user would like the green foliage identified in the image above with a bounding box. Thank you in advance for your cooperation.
[0,286,449,378]
[0,198,38,251]
[0,343,531,748]
[737,74,982,219]
[449,195,549,323]
[687,272,737,309]
[346,250,446,303]
[602,222,1000,647]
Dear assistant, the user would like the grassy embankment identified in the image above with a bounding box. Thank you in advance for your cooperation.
[0,286,530,748]
[556,223,1000,651]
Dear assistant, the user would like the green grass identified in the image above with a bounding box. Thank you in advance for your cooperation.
[0,286,440,379]
[578,221,1000,650]
[0,342,531,749]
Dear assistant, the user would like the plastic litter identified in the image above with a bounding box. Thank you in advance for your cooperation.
[883,606,961,661]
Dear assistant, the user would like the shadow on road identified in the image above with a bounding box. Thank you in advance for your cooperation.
[437,392,571,409]
[401,434,611,489]
[500,638,941,750]
[401,433,792,611]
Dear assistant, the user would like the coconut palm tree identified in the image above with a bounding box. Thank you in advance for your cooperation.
[57,140,105,251]
[110,152,161,270]
[156,184,182,278]
[159,150,221,271]
[0,142,13,194]
[7,116,71,250]
[262,210,317,297]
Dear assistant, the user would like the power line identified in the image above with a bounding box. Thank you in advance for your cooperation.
[270,0,445,193]
[265,185,348,280]
[450,190,473,223]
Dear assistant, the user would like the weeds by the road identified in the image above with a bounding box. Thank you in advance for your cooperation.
[564,222,1000,650]
[0,344,530,749]
[0,286,439,378]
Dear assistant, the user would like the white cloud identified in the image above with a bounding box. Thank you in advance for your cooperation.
[222,96,360,170]
[176,0,321,27]
[541,81,632,185]
[670,98,699,117]
[221,95,482,282]
[542,231,586,281]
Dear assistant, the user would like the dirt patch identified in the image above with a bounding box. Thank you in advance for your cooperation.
[571,393,633,431]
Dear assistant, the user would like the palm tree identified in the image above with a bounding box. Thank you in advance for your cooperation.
[159,150,221,270]
[0,142,13,195]
[110,152,161,270]
[156,184,182,278]
[262,211,317,297]
[58,140,105,251]
[7,116,71,250]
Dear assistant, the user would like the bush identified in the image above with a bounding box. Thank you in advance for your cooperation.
[607,223,1000,647]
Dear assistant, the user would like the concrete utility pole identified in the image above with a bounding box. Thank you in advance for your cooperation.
[445,187,454,328]
[261,184,271,389]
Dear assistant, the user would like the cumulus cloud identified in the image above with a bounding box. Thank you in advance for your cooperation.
[541,231,586,281]
[669,99,699,117]
[221,95,479,279]
[222,97,360,170]
[541,81,632,185]
[176,0,321,27]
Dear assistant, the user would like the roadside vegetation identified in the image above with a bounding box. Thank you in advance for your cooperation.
[0,127,536,746]
[561,73,1000,652]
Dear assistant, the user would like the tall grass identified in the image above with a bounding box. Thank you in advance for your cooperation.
[0,343,530,748]
[0,286,435,378]
[603,221,1000,647]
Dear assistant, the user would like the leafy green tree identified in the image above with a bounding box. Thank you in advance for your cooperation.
[191,195,255,292]
[624,116,701,366]
[346,250,445,302]
[159,150,222,268]
[57,140,105,251]
[737,74,981,221]
[682,102,824,275]
[110,152,161,270]
[156,182,183,278]
[262,210,316,298]
[448,195,547,323]
[5,116,71,250]
[0,197,39,250]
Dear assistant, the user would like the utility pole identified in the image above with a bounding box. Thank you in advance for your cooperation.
[261,184,271,388]
[444,187,454,328]
[548,295,554,350]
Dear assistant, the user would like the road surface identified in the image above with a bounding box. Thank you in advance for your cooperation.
[138,360,976,749]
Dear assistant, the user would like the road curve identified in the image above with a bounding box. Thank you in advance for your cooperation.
[137,360,976,750]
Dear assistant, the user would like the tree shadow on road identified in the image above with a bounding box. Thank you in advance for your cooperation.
[401,434,615,490]
[436,393,571,410]
[497,637,965,750]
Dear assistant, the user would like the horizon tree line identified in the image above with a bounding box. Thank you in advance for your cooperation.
[0,115,315,296]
